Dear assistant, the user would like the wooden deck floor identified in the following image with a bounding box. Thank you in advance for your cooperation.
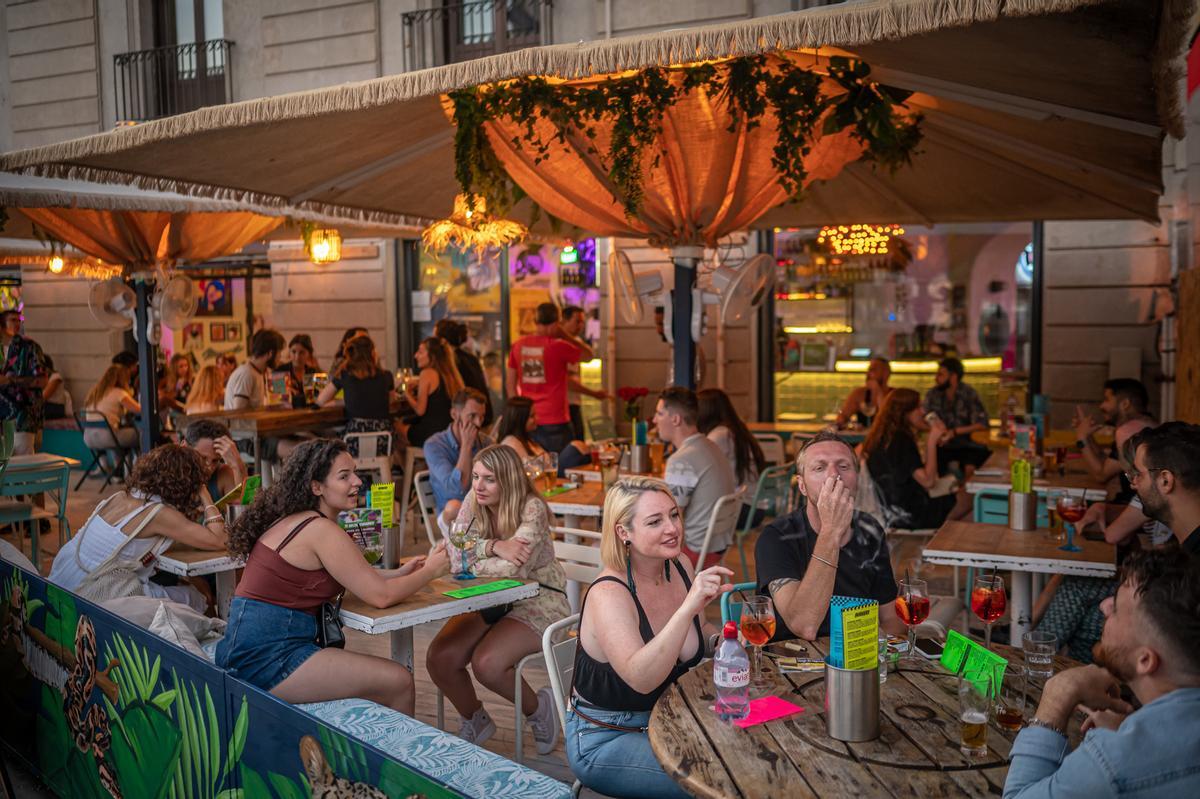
[3,471,953,797]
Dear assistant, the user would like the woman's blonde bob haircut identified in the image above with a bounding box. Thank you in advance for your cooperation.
[464,444,543,541]
[600,476,679,572]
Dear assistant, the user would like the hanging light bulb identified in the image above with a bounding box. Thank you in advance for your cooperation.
[306,228,342,265]
[47,256,65,274]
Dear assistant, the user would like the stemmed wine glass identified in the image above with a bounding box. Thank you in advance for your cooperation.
[1056,494,1086,553]
[971,574,1007,649]
[448,520,478,580]
[739,596,776,693]
[894,578,930,662]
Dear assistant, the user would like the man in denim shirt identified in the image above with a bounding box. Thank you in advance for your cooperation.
[422,388,491,530]
[1004,551,1200,798]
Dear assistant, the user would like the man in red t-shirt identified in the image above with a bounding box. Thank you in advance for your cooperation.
[507,303,593,455]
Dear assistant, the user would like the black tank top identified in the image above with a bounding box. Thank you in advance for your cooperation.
[573,559,704,712]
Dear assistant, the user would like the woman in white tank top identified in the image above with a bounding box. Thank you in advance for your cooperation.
[50,444,230,612]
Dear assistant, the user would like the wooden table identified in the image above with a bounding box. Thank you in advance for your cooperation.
[747,421,865,445]
[650,637,1081,798]
[185,405,348,484]
[564,463,664,482]
[155,545,243,618]
[340,575,539,670]
[921,520,1116,642]
[967,448,1109,502]
[971,428,1084,452]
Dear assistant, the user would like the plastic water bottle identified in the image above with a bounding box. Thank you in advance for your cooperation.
[713,621,750,721]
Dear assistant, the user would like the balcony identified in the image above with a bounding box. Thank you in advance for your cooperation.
[402,1,551,72]
[114,39,234,124]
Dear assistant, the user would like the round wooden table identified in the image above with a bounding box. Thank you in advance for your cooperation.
[649,638,1081,798]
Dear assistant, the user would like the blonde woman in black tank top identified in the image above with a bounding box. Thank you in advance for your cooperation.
[568,477,733,799]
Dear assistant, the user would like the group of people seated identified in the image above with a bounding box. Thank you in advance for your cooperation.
[29,312,1200,798]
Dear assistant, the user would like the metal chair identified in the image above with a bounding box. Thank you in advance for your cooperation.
[695,488,745,568]
[721,581,759,624]
[391,446,425,567]
[512,530,602,763]
[0,459,72,570]
[733,465,793,581]
[752,432,787,467]
[541,613,583,797]
[412,470,440,548]
[74,410,135,490]
[344,429,393,487]
[587,415,617,442]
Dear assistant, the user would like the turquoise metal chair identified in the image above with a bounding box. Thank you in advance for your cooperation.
[720,581,759,625]
[734,464,793,581]
[0,457,72,570]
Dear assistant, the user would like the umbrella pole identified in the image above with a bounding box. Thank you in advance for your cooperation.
[133,277,159,454]
[671,246,702,390]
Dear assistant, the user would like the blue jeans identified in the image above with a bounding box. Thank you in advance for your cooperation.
[566,706,690,799]
[215,597,321,691]
[532,422,573,456]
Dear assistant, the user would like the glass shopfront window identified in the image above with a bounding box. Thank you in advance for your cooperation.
[413,239,604,423]
[772,223,1033,424]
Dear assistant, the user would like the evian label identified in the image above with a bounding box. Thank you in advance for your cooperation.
[713,664,749,688]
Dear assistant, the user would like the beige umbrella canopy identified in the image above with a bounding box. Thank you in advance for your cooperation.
[0,171,425,274]
[0,0,1193,235]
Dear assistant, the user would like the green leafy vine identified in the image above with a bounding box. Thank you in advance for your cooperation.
[449,54,922,222]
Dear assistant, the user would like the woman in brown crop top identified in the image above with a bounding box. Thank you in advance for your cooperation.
[215,438,449,715]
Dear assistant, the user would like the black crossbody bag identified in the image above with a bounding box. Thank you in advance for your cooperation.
[315,591,346,649]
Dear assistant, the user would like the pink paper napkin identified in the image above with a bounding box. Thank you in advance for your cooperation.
[733,696,805,728]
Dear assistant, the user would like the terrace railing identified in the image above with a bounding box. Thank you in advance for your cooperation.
[114,39,234,123]
[402,0,551,72]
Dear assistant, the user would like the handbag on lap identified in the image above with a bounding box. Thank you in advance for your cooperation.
[74,497,166,603]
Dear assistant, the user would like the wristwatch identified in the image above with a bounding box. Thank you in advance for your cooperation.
[1026,717,1067,737]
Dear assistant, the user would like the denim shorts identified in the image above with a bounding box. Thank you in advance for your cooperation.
[215,597,321,691]
[566,705,691,799]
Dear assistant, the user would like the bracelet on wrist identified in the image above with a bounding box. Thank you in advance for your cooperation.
[811,553,837,570]
[204,515,224,525]
[1027,717,1067,737]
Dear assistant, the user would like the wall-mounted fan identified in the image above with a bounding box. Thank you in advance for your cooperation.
[156,275,199,329]
[88,278,136,331]
[609,249,665,324]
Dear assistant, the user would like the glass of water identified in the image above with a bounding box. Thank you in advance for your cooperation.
[1022,631,1057,679]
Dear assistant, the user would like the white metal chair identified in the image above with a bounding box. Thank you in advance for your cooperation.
[344,429,392,486]
[752,432,787,467]
[412,470,440,549]
[695,488,745,568]
[393,446,425,567]
[512,530,602,763]
[541,613,583,797]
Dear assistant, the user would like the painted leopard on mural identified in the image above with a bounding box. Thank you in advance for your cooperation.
[63,616,121,799]
[299,735,419,799]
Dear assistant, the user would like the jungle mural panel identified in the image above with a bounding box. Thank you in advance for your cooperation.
[0,561,461,799]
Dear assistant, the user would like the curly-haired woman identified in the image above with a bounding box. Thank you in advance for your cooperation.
[215,438,449,714]
[50,444,228,611]
[426,444,570,751]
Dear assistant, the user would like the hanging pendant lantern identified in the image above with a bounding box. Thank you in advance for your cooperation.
[306,227,343,265]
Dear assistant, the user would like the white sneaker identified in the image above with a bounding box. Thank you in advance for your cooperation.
[528,687,560,755]
[457,707,496,746]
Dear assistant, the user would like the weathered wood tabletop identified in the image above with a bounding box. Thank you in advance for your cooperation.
[545,479,606,521]
[649,637,1080,799]
[155,545,242,617]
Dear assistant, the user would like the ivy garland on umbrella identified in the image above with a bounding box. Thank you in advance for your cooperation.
[448,55,922,223]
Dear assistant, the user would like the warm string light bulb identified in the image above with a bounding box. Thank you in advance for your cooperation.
[816,224,905,256]
[47,256,65,274]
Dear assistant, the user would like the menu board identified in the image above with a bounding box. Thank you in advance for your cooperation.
[828,596,879,670]
[338,508,384,566]
[940,630,1008,695]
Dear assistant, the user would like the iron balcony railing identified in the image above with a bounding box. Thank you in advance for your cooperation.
[403,0,551,72]
[114,39,234,123]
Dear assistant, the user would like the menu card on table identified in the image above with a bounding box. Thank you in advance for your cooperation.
[940,630,1008,695]
[339,508,384,566]
[828,596,879,670]
[368,482,395,529]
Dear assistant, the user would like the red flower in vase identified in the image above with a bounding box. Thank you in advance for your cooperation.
[617,386,649,421]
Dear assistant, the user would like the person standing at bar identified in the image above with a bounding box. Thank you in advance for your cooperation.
[507,303,592,456]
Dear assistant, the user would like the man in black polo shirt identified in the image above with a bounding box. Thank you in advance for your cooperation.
[756,430,906,641]
[1128,421,1200,555]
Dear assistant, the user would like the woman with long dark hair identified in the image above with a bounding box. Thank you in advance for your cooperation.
[497,396,590,475]
[426,445,569,750]
[216,439,448,713]
[284,334,320,408]
[697,388,766,526]
[861,388,971,528]
[402,336,463,447]
[317,334,396,455]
